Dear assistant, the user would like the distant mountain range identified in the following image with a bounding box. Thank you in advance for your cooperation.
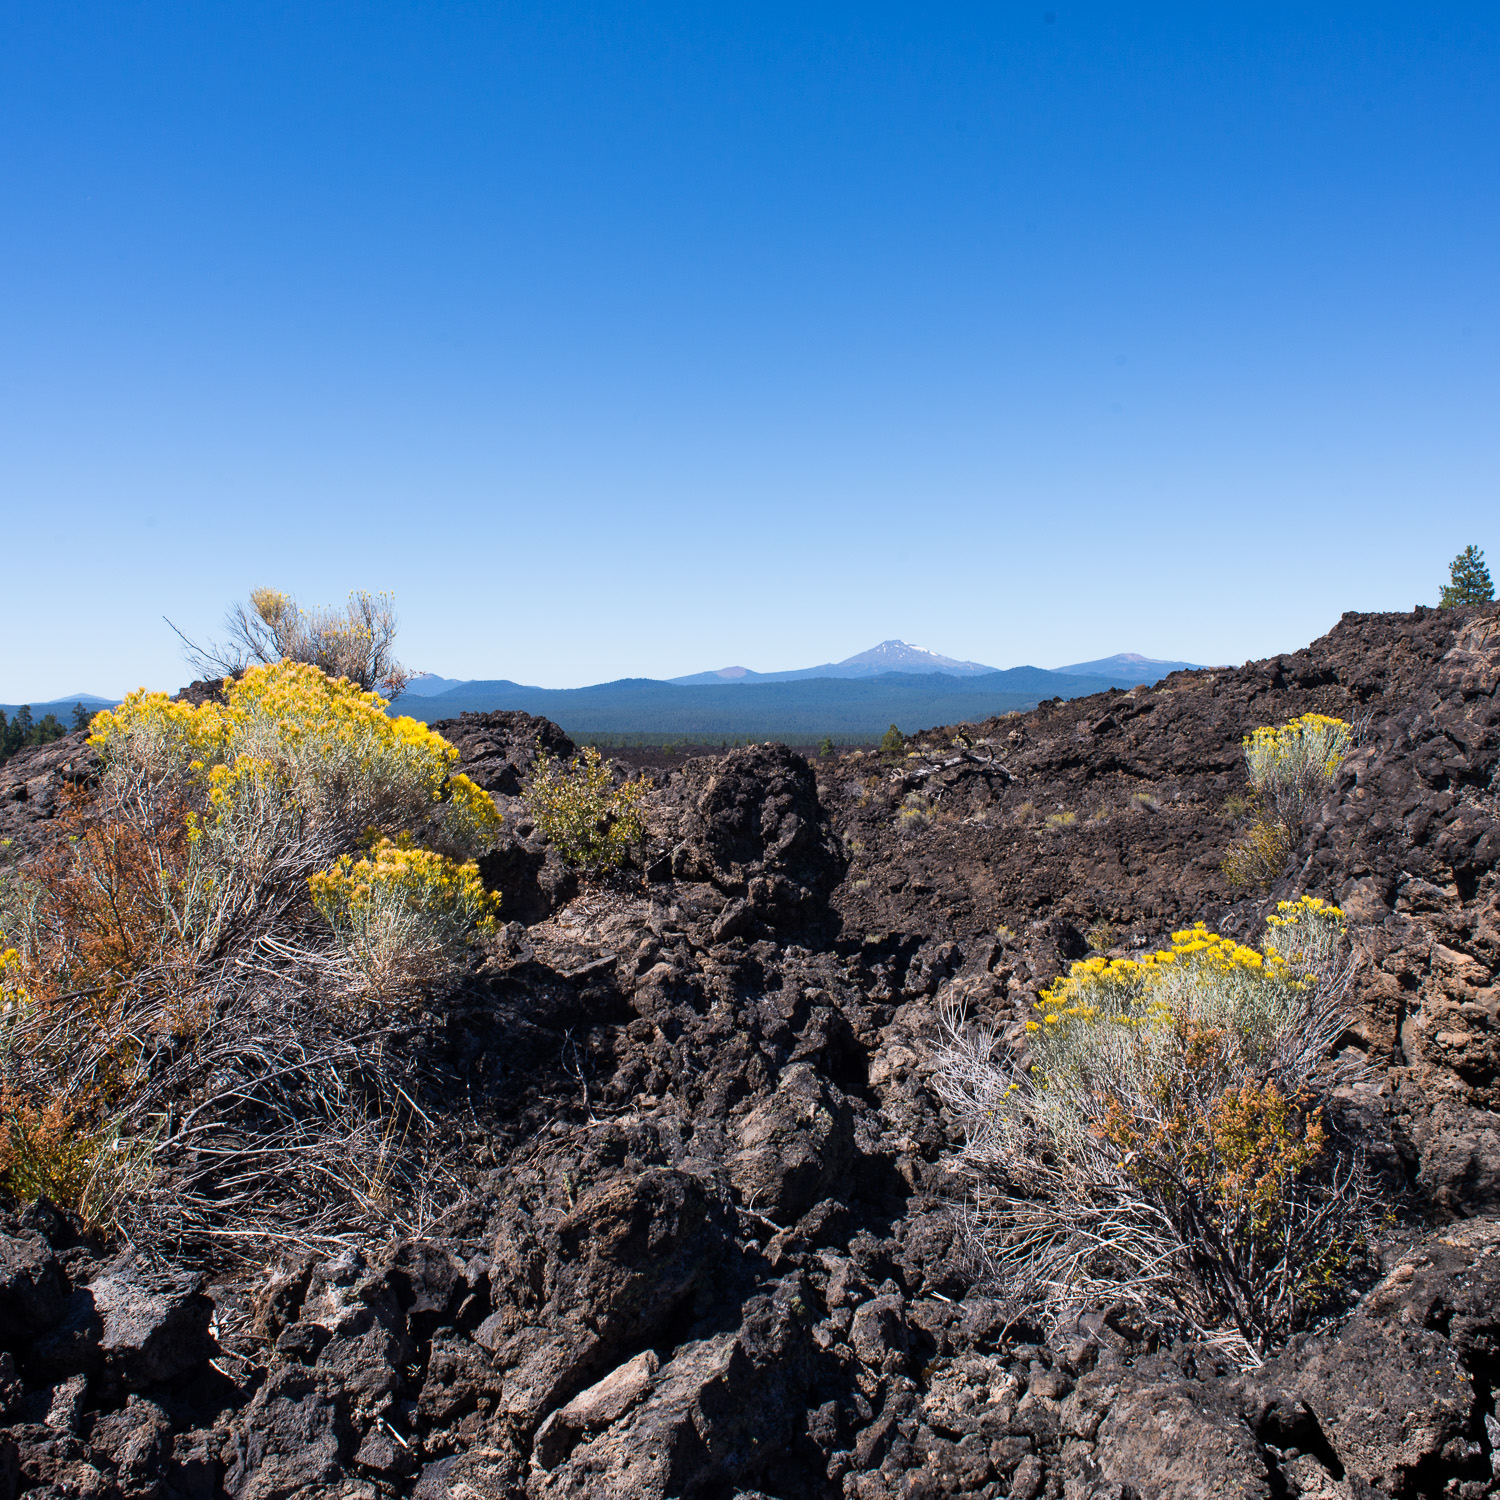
[390,643,1210,741]
[8,646,1209,745]
[395,675,472,698]
[391,671,1110,740]
[403,643,1207,698]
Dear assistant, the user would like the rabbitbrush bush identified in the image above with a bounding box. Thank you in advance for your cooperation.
[310,838,499,994]
[1223,713,1350,890]
[0,661,500,1240]
[935,897,1377,1365]
[1241,713,1350,826]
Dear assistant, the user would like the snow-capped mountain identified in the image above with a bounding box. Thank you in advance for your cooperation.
[669,639,999,685]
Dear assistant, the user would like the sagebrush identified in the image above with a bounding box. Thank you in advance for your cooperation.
[1241,713,1350,825]
[174,586,413,695]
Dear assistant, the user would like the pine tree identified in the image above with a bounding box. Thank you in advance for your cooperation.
[1440,545,1495,608]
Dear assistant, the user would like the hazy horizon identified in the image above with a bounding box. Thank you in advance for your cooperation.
[6,638,1213,704]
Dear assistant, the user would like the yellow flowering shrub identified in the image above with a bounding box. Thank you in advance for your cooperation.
[935,897,1372,1362]
[525,746,648,872]
[0,660,504,1235]
[896,795,932,834]
[1242,712,1350,824]
[1263,893,1346,970]
[0,946,28,1012]
[85,662,502,956]
[1221,714,1349,890]
[94,662,461,833]
[440,772,505,854]
[309,839,500,994]
[88,689,229,790]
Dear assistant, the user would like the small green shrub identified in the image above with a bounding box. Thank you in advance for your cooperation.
[525,746,648,872]
[0,1084,152,1228]
[879,724,906,759]
[818,736,835,757]
[1221,792,1254,821]
[1222,814,1294,890]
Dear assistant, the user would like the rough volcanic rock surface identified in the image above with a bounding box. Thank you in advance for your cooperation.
[431,710,583,922]
[429,711,577,801]
[2,603,1499,1498]
[0,731,98,852]
[646,742,849,942]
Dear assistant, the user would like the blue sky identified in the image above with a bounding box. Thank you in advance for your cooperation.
[2,3,1496,698]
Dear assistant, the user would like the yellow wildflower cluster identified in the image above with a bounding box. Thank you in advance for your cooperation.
[1263,896,1346,972]
[1243,713,1350,778]
[94,663,455,785]
[91,663,498,856]
[442,772,505,849]
[310,839,498,933]
[0,947,28,1014]
[87,689,228,780]
[203,754,280,809]
[1264,894,1343,928]
[1033,923,1279,1032]
[309,839,499,991]
[1029,899,1345,1047]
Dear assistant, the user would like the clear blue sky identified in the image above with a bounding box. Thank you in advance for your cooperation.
[3,3,1496,698]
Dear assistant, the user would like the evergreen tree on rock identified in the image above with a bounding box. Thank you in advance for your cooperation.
[1440,545,1495,608]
